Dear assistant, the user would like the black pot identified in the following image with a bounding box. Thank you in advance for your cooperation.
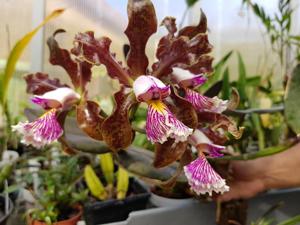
[0,195,14,225]
[83,178,150,225]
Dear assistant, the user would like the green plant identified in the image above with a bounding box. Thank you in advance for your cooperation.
[25,155,87,224]
[0,9,64,155]
[242,0,300,77]
[84,153,129,201]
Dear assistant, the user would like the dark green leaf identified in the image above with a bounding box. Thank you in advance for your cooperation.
[221,67,230,100]
[237,52,247,103]
[285,64,300,135]
[185,0,199,7]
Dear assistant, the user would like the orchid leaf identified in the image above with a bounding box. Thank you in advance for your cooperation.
[277,215,300,225]
[72,32,132,86]
[204,80,223,97]
[0,9,64,105]
[178,9,207,38]
[47,29,92,90]
[24,72,69,95]
[76,100,105,141]
[154,139,188,168]
[285,64,300,135]
[101,89,137,152]
[221,67,230,100]
[213,142,293,161]
[117,147,187,182]
[185,0,199,7]
[237,52,247,103]
[125,0,157,76]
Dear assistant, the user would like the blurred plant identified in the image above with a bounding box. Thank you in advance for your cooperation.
[24,155,87,224]
[0,9,64,155]
[84,153,129,201]
[242,0,300,79]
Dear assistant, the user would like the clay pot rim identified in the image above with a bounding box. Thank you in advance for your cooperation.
[28,205,82,225]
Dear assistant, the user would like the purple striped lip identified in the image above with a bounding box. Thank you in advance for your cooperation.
[145,100,193,144]
[184,154,229,196]
[11,109,63,149]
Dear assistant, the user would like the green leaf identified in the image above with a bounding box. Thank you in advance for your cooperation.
[221,67,230,100]
[0,9,64,105]
[212,142,293,161]
[285,64,300,135]
[99,153,114,185]
[117,167,129,200]
[185,0,199,7]
[277,215,300,225]
[201,51,233,91]
[237,52,247,103]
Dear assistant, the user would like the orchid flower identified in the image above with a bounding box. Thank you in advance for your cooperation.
[184,129,229,196]
[12,87,80,148]
[172,67,228,114]
[133,75,193,144]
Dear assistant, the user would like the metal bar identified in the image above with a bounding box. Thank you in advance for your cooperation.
[30,0,46,72]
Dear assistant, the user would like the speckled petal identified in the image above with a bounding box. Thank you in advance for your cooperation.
[188,129,225,157]
[146,100,193,144]
[185,89,228,113]
[133,75,170,102]
[184,154,229,196]
[12,109,63,148]
[172,67,207,88]
[31,87,80,109]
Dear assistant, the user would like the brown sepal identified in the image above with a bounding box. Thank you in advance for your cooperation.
[47,29,92,90]
[76,100,105,141]
[167,87,198,129]
[101,89,136,152]
[72,32,132,86]
[198,112,244,139]
[178,9,207,38]
[24,72,69,95]
[153,139,188,168]
[227,88,240,111]
[125,0,157,76]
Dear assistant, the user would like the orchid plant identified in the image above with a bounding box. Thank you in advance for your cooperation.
[12,0,243,197]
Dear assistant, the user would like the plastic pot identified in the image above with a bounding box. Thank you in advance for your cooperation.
[83,178,150,225]
[27,206,82,225]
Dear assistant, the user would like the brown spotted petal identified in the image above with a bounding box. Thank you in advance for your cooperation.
[24,73,69,95]
[153,139,188,168]
[227,88,240,110]
[125,0,157,76]
[47,29,92,90]
[167,88,198,129]
[197,112,243,139]
[76,100,105,141]
[152,36,190,78]
[152,33,212,78]
[161,17,177,36]
[177,55,213,75]
[72,32,132,86]
[101,90,136,152]
[178,9,207,38]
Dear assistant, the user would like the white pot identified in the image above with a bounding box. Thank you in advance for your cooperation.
[150,192,195,208]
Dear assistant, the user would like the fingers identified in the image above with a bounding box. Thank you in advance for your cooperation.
[218,179,266,202]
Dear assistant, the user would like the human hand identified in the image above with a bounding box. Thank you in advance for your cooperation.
[218,142,300,202]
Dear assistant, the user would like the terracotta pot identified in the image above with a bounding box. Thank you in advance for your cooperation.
[27,206,82,225]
